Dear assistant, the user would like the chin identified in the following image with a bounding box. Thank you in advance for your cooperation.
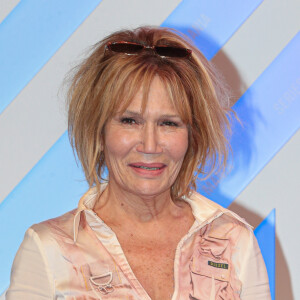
[127,182,170,198]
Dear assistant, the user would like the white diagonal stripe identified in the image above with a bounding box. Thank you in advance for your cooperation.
[212,0,300,104]
[0,0,20,24]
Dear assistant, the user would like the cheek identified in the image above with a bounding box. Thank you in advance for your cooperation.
[104,128,136,158]
[167,131,189,161]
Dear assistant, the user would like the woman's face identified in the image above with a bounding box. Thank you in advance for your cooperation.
[104,76,189,199]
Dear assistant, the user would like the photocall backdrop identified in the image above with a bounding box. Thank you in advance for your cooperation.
[0,0,299,299]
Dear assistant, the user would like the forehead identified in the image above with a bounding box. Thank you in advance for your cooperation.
[126,76,177,111]
[116,75,185,116]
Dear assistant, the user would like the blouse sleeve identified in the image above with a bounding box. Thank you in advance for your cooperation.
[237,226,271,300]
[6,227,55,300]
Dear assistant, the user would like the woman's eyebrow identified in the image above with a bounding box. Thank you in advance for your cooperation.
[123,110,181,119]
[122,110,142,117]
[160,114,181,119]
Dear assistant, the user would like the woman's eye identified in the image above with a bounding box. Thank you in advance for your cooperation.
[120,117,137,125]
[161,120,179,127]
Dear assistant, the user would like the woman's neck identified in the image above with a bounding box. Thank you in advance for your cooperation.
[93,181,188,225]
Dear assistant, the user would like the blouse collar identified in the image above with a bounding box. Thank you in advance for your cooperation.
[73,183,251,242]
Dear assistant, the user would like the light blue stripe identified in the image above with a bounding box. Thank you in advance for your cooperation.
[0,0,102,115]
[0,132,88,291]
[255,209,275,300]
[162,0,262,59]
[198,31,300,208]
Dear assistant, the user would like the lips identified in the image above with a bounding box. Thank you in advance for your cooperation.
[128,162,166,176]
[129,162,166,169]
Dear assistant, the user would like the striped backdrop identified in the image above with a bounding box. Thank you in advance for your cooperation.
[1,0,299,299]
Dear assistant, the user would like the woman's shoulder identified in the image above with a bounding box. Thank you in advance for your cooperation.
[185,190,253,236]
[30,208,78,243]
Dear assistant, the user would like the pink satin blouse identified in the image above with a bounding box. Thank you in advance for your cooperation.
[6,185,271,299]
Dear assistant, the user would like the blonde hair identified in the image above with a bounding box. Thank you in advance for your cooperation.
[67,26,231,199]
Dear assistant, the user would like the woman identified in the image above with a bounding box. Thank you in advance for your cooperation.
[7,26,271,299]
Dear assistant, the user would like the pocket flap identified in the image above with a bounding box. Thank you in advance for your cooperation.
[190,254,230,282]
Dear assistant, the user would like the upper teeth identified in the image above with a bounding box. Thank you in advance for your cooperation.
[137,166,160,170]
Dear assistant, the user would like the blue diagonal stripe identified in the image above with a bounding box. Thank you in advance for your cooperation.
[198,31,300,208]
[0,0,102,115]
[255,209,276,300]
[162,0,262,59]
[0,132,88,292]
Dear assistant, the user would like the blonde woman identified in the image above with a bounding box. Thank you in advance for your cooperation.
[7,27,271,300]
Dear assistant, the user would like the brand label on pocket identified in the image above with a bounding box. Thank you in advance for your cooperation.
[208,261,228,269]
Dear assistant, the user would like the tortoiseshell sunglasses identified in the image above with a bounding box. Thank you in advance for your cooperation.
[105,41,192,58]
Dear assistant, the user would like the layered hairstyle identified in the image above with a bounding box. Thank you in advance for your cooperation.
[67,26,231,199]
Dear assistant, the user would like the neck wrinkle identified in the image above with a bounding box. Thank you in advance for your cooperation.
[93,181,181,224]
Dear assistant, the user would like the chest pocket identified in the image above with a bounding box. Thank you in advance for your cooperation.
[189,217,242,300]
[190,253,233,299]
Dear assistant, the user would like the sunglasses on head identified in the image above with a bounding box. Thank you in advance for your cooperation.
[105,41,192,58]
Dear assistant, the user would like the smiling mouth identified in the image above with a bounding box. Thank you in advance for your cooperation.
[129,163,166,171]
[134,166,161,170]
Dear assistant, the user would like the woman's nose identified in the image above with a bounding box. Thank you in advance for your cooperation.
[136,123,162,154]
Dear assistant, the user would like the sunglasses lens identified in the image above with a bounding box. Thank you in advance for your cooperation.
[107,42,192,58]
[109,43,144,54]
[155,46,190,58]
